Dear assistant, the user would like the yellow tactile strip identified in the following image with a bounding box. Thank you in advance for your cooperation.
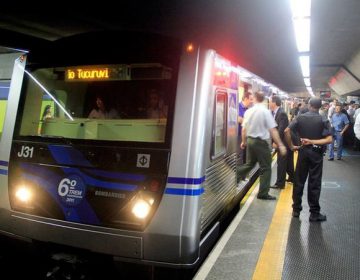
[252,183,293,280]
[252,151,297,280]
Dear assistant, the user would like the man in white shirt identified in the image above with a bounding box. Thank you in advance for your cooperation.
[327,99,337,121]
[237,91,286,200]
[354,113,360,140]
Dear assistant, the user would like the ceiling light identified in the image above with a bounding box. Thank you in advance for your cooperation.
[293,18,310,52]
[299,56,310,77]
[290,0,311,18]
[306,87,314,97]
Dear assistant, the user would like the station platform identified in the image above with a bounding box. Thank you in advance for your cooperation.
[194,148,360,280]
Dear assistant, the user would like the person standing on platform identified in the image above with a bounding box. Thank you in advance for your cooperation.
[354,113,360,140]
[327,99,337,121]
[238,91,254,164]
[269,95,294,189]
[289,102,299,121]
[285,98,332,222]
[328,104,349,160]
[319,102,329,118]
[237,91,287,200]
[298,98,310,115]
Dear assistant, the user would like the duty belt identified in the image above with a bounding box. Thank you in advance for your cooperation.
[301,144,324,153]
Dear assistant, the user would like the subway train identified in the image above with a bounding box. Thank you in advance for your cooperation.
[0,31,284,269]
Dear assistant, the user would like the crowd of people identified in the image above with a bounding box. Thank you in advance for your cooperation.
[237,91,360,222]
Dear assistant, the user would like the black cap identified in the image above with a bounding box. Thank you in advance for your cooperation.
[309,98,322,109]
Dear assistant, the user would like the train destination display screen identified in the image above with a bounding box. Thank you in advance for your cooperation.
[65,65,126,81]
[65,64,172,82]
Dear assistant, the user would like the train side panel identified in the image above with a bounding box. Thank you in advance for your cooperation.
[144,48,216,265]
[0,56,26,212]
[200,56,239,236]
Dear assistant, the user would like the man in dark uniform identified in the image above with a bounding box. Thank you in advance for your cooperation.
[285,98,332,222]
[269,95,294,189]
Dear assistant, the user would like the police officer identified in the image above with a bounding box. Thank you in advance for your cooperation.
[284,98,332,222]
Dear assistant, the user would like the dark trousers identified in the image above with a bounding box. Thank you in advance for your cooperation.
[354,137,360,151]
[237,137,272,197]
[238,145,247,165]
[293,147,323,214]
[276,147,294,187]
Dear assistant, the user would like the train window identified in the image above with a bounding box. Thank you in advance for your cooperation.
[228,93,238,136]
[212,90,227,159]
[0,81,10,140]
[16,64,174,144]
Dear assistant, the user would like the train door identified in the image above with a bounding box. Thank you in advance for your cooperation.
[236,81,252,167]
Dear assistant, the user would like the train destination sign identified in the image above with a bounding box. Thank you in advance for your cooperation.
[65,65,127,81]
[65,64,172,81]
[67,68,109,80]
[65,67,111,82]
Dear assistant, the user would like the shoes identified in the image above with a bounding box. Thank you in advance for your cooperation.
[237,178,249,184]
[270,185,285,189]
[337,158,342,160]
[292,211,300,218]
[257,194,276,200]
[328,158,334,161]
[309,213,327,222]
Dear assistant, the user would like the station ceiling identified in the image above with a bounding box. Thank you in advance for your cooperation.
[1,0,360,96]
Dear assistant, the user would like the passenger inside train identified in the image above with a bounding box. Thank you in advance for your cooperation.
[146,89,168,119]
[19,64,172,142]
[87,95,119,119]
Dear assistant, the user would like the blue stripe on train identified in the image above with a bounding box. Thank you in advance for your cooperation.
[165,176,205,196]
[48,146,93,167]
[0,160,8,175]
[0,169,8,175]
[0,160,9,167]
[0,82,10,100]
[164,188,205,196]
[20,163,137,191]
[167,176,205,185]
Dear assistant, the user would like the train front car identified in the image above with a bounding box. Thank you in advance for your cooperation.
[0,32,207,267]
[0,31,245,269]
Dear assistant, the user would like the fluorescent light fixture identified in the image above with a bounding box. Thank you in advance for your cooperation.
[299,55,310,77]
[290,0,311,18]
[306,86,314,97]
[304,77,311,87]
[293,18,310,52]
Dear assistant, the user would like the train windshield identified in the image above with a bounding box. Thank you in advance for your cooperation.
[17,63,174,144]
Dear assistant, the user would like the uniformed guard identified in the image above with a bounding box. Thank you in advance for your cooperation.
[284,98,332,222]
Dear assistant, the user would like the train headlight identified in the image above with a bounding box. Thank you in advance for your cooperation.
[15,186,33,203]
[132,199,152,219]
